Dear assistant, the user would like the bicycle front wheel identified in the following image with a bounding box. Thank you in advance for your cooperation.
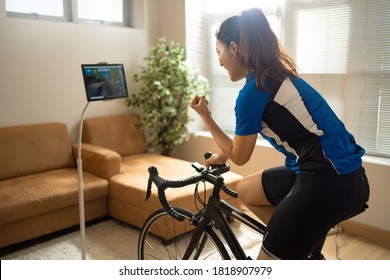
[138,208,230,260]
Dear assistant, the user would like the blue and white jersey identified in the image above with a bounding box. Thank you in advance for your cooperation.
[235,74,364,175]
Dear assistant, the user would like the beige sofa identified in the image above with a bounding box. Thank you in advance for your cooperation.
[0,115,242,248]
[82,114,243,241]
[0,123,110,248]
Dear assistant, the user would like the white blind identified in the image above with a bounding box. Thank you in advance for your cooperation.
[185,0,207,76]
[284,0,390,157]
[185,0,208,131]
[195,0,282,133]
[186,0,390,158]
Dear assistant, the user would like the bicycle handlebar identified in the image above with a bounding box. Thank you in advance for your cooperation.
[146,152,238,221]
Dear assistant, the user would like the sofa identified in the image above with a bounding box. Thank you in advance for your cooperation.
[0,123,109,248]
[0,114,243,248]
[81,114,243,241]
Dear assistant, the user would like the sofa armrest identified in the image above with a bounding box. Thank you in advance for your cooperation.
[72,143,121,179]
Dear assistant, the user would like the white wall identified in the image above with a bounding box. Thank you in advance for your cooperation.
[145,0,186,45]
[0,1,147,142]
[0,0,186,142]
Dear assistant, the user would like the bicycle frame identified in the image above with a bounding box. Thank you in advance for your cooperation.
[144,158,368,260]
[182,184,267,260]
[146,160,268,260]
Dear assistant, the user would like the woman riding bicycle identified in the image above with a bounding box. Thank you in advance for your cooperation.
[190,8,370,260]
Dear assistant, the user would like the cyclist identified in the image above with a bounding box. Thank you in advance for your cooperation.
[189,8,370,260]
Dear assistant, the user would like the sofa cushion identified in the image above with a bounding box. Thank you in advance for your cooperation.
[0,168,109,224]
[112,154,242,206]
[108,153,243,229]
[82,114,147,157]
[0,123,74,181]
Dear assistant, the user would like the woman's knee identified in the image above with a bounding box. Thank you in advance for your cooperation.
[236,177,249,197]
[237,171,269,205]
[237,175,256,198]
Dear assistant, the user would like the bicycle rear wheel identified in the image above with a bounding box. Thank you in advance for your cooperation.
[138,208,230,260]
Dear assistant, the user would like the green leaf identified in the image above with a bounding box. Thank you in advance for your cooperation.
[126,37,210,155]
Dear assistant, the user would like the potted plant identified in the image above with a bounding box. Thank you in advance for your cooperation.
[125,37,210,156]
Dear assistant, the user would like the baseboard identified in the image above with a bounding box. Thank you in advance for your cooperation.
[340,220,390,248]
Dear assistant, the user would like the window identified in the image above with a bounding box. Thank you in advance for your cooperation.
[5,0,130,27]
[5,0,67,20]
[186,0,282,132]
[284,0,390,157]
[186,0,390,158]
[74,0,130,26]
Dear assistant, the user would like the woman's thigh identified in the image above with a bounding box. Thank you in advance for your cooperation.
[237,166,296,206]
[262,167,370,259]
[236,171,270,205]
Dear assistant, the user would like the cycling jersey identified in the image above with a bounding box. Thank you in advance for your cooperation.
[235,74,364,175]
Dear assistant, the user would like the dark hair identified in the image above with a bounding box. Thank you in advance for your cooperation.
[216,15,240,48]
[216,8,298,91]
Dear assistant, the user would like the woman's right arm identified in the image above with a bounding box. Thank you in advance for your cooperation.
[190,95,257,166]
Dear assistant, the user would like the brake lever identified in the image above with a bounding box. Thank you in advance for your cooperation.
[191,162,205,173]
[145,178,152,201]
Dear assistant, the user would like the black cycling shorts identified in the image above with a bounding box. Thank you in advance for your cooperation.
[260,166,370,260]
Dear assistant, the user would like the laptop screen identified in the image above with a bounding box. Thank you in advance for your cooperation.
[81,64,129,102]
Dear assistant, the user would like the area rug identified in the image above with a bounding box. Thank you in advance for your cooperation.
[1,219,139,260]
[1,219,261,260]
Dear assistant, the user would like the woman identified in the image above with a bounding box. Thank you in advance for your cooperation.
[190,8,369,260]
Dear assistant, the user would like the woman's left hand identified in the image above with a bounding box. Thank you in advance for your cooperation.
[205,153,228,169]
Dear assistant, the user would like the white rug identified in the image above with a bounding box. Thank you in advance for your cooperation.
[1,219,261,260]
[1,220,140,260]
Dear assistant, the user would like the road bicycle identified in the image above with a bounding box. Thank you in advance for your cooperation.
[137,153,367,260]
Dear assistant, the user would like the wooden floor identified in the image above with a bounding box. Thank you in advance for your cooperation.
[322,228,390,260]
[2,211,389,260]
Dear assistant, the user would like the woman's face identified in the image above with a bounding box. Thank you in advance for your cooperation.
[216,40,247,82]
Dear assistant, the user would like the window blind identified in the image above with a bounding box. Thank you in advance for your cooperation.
[186,0,390,157]
[284,0,390,157]
[185,0,282,133]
